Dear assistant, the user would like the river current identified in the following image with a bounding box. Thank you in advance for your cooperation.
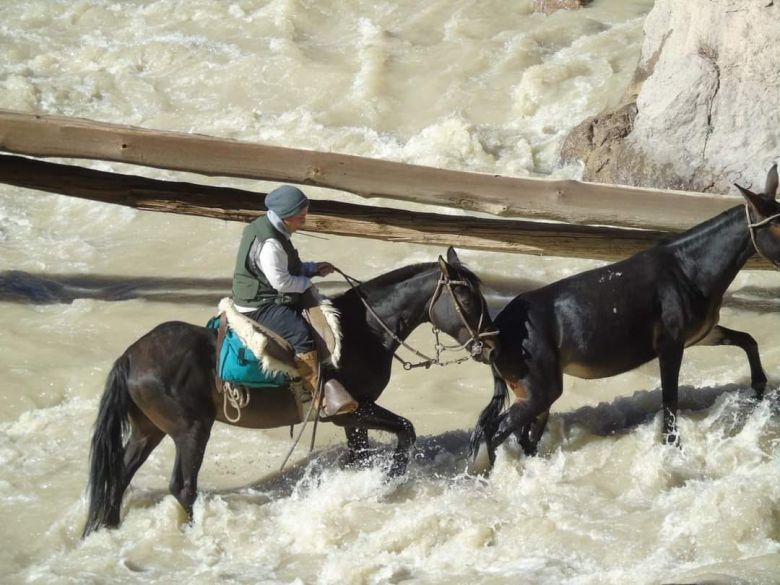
[1,1,779,584]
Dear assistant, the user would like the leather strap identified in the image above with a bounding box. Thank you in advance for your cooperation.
[214,312,228,389]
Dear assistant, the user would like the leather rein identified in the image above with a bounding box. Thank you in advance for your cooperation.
[335,267,497,370]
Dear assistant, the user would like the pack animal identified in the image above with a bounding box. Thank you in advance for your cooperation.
[83,248,497,536]
[469,166,780,473]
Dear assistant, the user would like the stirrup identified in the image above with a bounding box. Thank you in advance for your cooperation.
[322,379,358,417]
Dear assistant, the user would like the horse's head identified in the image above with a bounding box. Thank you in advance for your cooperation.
[427,247,498,364]
[736,163,780,267]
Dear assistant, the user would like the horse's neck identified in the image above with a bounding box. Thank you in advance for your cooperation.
[363,267,438,343]
[669,205,754,296]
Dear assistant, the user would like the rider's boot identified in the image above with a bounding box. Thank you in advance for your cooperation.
[294,350,358,418]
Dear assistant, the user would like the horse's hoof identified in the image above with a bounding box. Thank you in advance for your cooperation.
[752,384,766,401]
[663,432,681,449]
[466,440,492,476]
[344,451,372,470]
[387,454,409,478]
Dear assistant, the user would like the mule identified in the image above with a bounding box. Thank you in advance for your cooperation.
[83,248,497,536]
[469,165,780,473]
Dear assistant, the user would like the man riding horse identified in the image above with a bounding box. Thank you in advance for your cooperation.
[231,184,358,418]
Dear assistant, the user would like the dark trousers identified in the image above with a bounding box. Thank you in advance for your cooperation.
[248,303,315,354]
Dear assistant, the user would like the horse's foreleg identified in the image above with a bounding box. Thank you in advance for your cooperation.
[332,404,416,476]
[697,325,767,398]
[169,420,212,522]
[344,427,370,468]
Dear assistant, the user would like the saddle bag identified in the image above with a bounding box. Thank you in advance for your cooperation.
[207,316,288,388]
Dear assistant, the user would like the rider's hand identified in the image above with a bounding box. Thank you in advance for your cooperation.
[315,262,335,277]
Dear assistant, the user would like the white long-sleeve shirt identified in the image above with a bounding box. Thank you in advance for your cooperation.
[257,238,316,293]
[236,210,318,313]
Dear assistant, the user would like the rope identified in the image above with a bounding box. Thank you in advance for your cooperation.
[279,369,324,472]
[222,382,250,423]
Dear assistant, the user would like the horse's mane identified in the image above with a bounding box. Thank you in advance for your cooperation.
[450,261,483,288]
[334,260,483,300]
[659,205,743,247]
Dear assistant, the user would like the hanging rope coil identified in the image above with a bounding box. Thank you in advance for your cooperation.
[221,382,250,423]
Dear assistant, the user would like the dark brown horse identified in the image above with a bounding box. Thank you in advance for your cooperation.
[469,166,780,473]
[83,248,497,536]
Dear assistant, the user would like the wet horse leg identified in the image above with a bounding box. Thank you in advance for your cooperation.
[514,409,550,456]
[656,337,684,446]
[332,403,416,476]
[169,420,213,522]
[110,409,165,526]
[100,415,164,529]
[696,325,767,398]
[491,362,562,462]
[344,427,371,468]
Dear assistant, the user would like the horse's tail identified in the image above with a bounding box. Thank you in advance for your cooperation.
[82,353,131,538]
[468,365,510,461]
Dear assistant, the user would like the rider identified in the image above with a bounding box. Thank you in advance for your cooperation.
[231,184,358,417]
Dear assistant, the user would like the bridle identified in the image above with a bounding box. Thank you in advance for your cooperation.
[335,267,498,370]
[745,205,780,268]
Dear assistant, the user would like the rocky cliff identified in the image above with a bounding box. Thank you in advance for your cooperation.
[562,0,780,194]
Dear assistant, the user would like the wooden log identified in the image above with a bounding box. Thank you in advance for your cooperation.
[0,154,771,268]
[0,109,741,232]
[0,155,771,268]
[0,153,667,261]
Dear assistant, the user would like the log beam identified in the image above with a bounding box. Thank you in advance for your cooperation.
[0,109,741,232]
[0,154,672,261]
[0,154,771,268]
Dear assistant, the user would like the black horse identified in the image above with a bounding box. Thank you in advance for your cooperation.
[469,165,780,473]
[83,248,497,536]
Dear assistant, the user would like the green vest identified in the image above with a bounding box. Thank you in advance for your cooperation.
[231,215,304,309]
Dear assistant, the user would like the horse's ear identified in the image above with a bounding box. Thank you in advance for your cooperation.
[764,163,778,200]
[446,246,462,267]
[736,182,775,217]
[438,255,452,277]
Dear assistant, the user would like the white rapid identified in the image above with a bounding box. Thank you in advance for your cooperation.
[1,1,778,584]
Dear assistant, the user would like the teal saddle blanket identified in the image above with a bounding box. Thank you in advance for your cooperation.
[207,317,288,388]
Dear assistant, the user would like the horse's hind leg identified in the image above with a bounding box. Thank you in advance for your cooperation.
[493,396,553,454]
[492,368,562,459]
[697,325,767,398]
[117,408,166,507]
[514,410,550,456]
[97,407,165,529]
[169,420,212,522]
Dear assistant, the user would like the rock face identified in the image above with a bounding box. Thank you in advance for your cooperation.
[562,0,780,194]
[533,0,592,15]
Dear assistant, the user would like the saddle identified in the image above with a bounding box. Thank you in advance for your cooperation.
[212,293,343,390]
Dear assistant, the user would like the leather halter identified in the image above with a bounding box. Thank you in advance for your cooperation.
[745,205,780,268]
[336,267,498,370]
[426,274,497,361]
